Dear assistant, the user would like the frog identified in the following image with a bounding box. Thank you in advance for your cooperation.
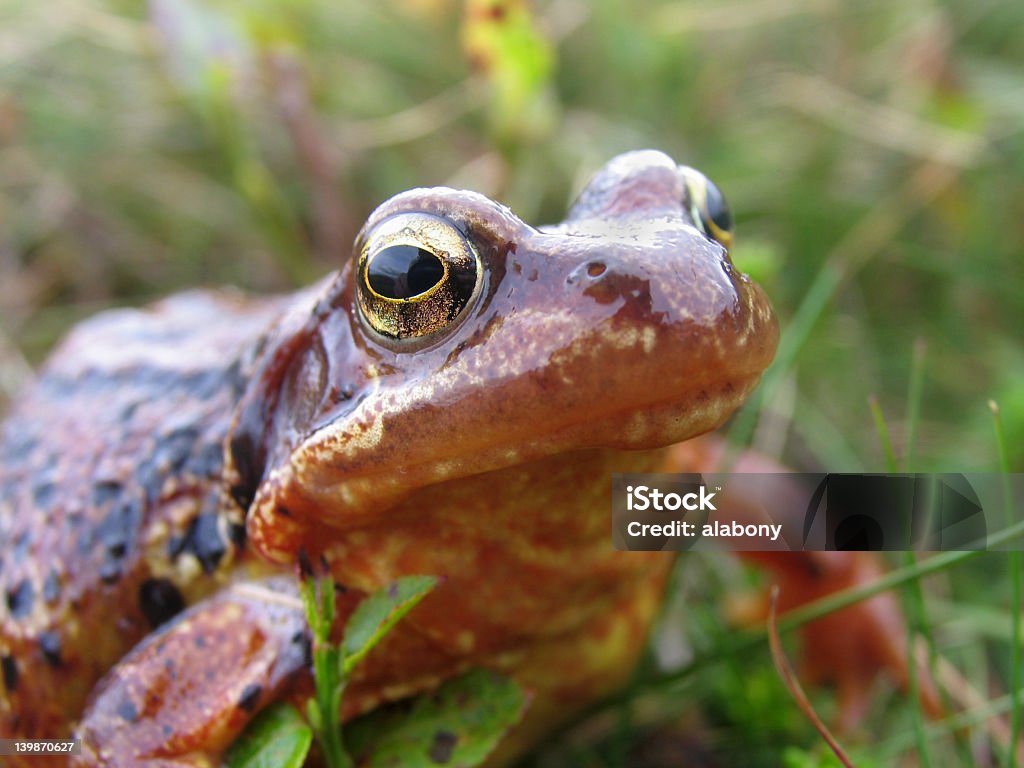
[0,149,916,767]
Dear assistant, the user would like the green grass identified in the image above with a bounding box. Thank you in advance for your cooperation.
[1,0,1022,765]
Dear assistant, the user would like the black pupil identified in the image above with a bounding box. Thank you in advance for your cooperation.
[367,245,445,299]
[704,180,733,234]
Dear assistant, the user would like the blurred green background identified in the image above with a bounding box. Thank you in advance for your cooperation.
[0,0,1022,764]
[1,0,1021,472]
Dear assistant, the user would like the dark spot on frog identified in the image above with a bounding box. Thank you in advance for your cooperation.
[32,480,57,509]
[139,578,185,629]
[275,505,293,518]
[153,427,199,475]
[43,570,60,603]
[326,384,352,405]
[2,654,18,692]
[445,341,471,366]
[92,480,123,507]
[428,730,458,764]
[186,440,225,478]
[297,548,314,580]
[227,433,260,509]
[94,497,142,582]
[194,635,206,649]
[168,513,229,573]
[137,460,164,505]
[39,631,62,667]
[119,399,141,423]
[229,521,246,549]
[99,559,122,584]
[592,273,661,319]
[292,630,312,667]
[237,683,262,712]
[571,261,631,305]
[7,579,35,619]
[222,359,248,400]
[116,699,139,723]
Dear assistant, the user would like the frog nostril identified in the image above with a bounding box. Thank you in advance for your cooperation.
[586,262,607,278]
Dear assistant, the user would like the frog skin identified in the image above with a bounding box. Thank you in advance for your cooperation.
[0,149,781,766]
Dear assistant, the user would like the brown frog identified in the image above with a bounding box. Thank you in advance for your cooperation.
[0,150,779,765]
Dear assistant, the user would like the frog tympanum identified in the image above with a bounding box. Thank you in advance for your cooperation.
[0,151,916,766]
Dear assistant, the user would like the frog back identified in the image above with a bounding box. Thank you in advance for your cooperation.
[0,289,285,739]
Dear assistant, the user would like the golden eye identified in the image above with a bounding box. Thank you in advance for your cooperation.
[680,166,734,251]
[356,213,482,341]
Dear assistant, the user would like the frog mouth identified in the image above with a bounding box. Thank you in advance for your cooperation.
[260,342,771,531]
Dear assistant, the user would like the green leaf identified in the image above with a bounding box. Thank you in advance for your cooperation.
[299,570,336,644]
[347,669,529,768]
[305,698,323,733]
[225,702,313,768]
[782,745,879,768]
[299,575,320,639]
[342,575,439,675]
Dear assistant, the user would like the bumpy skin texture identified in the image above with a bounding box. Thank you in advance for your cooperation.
[0,151,777,766]
[0,292,288,744]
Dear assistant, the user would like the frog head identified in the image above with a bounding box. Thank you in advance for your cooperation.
[227,150,777,561]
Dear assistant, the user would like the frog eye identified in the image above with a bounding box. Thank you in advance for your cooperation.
[679,166,734,251]
[356,212,482,341]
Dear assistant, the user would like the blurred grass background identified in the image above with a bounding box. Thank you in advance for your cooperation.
[0,0,1022,765]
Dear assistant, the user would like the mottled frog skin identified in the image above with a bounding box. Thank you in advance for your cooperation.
[0,151,777,766]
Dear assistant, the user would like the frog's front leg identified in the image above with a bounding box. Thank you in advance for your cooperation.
[73,577,309,767]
